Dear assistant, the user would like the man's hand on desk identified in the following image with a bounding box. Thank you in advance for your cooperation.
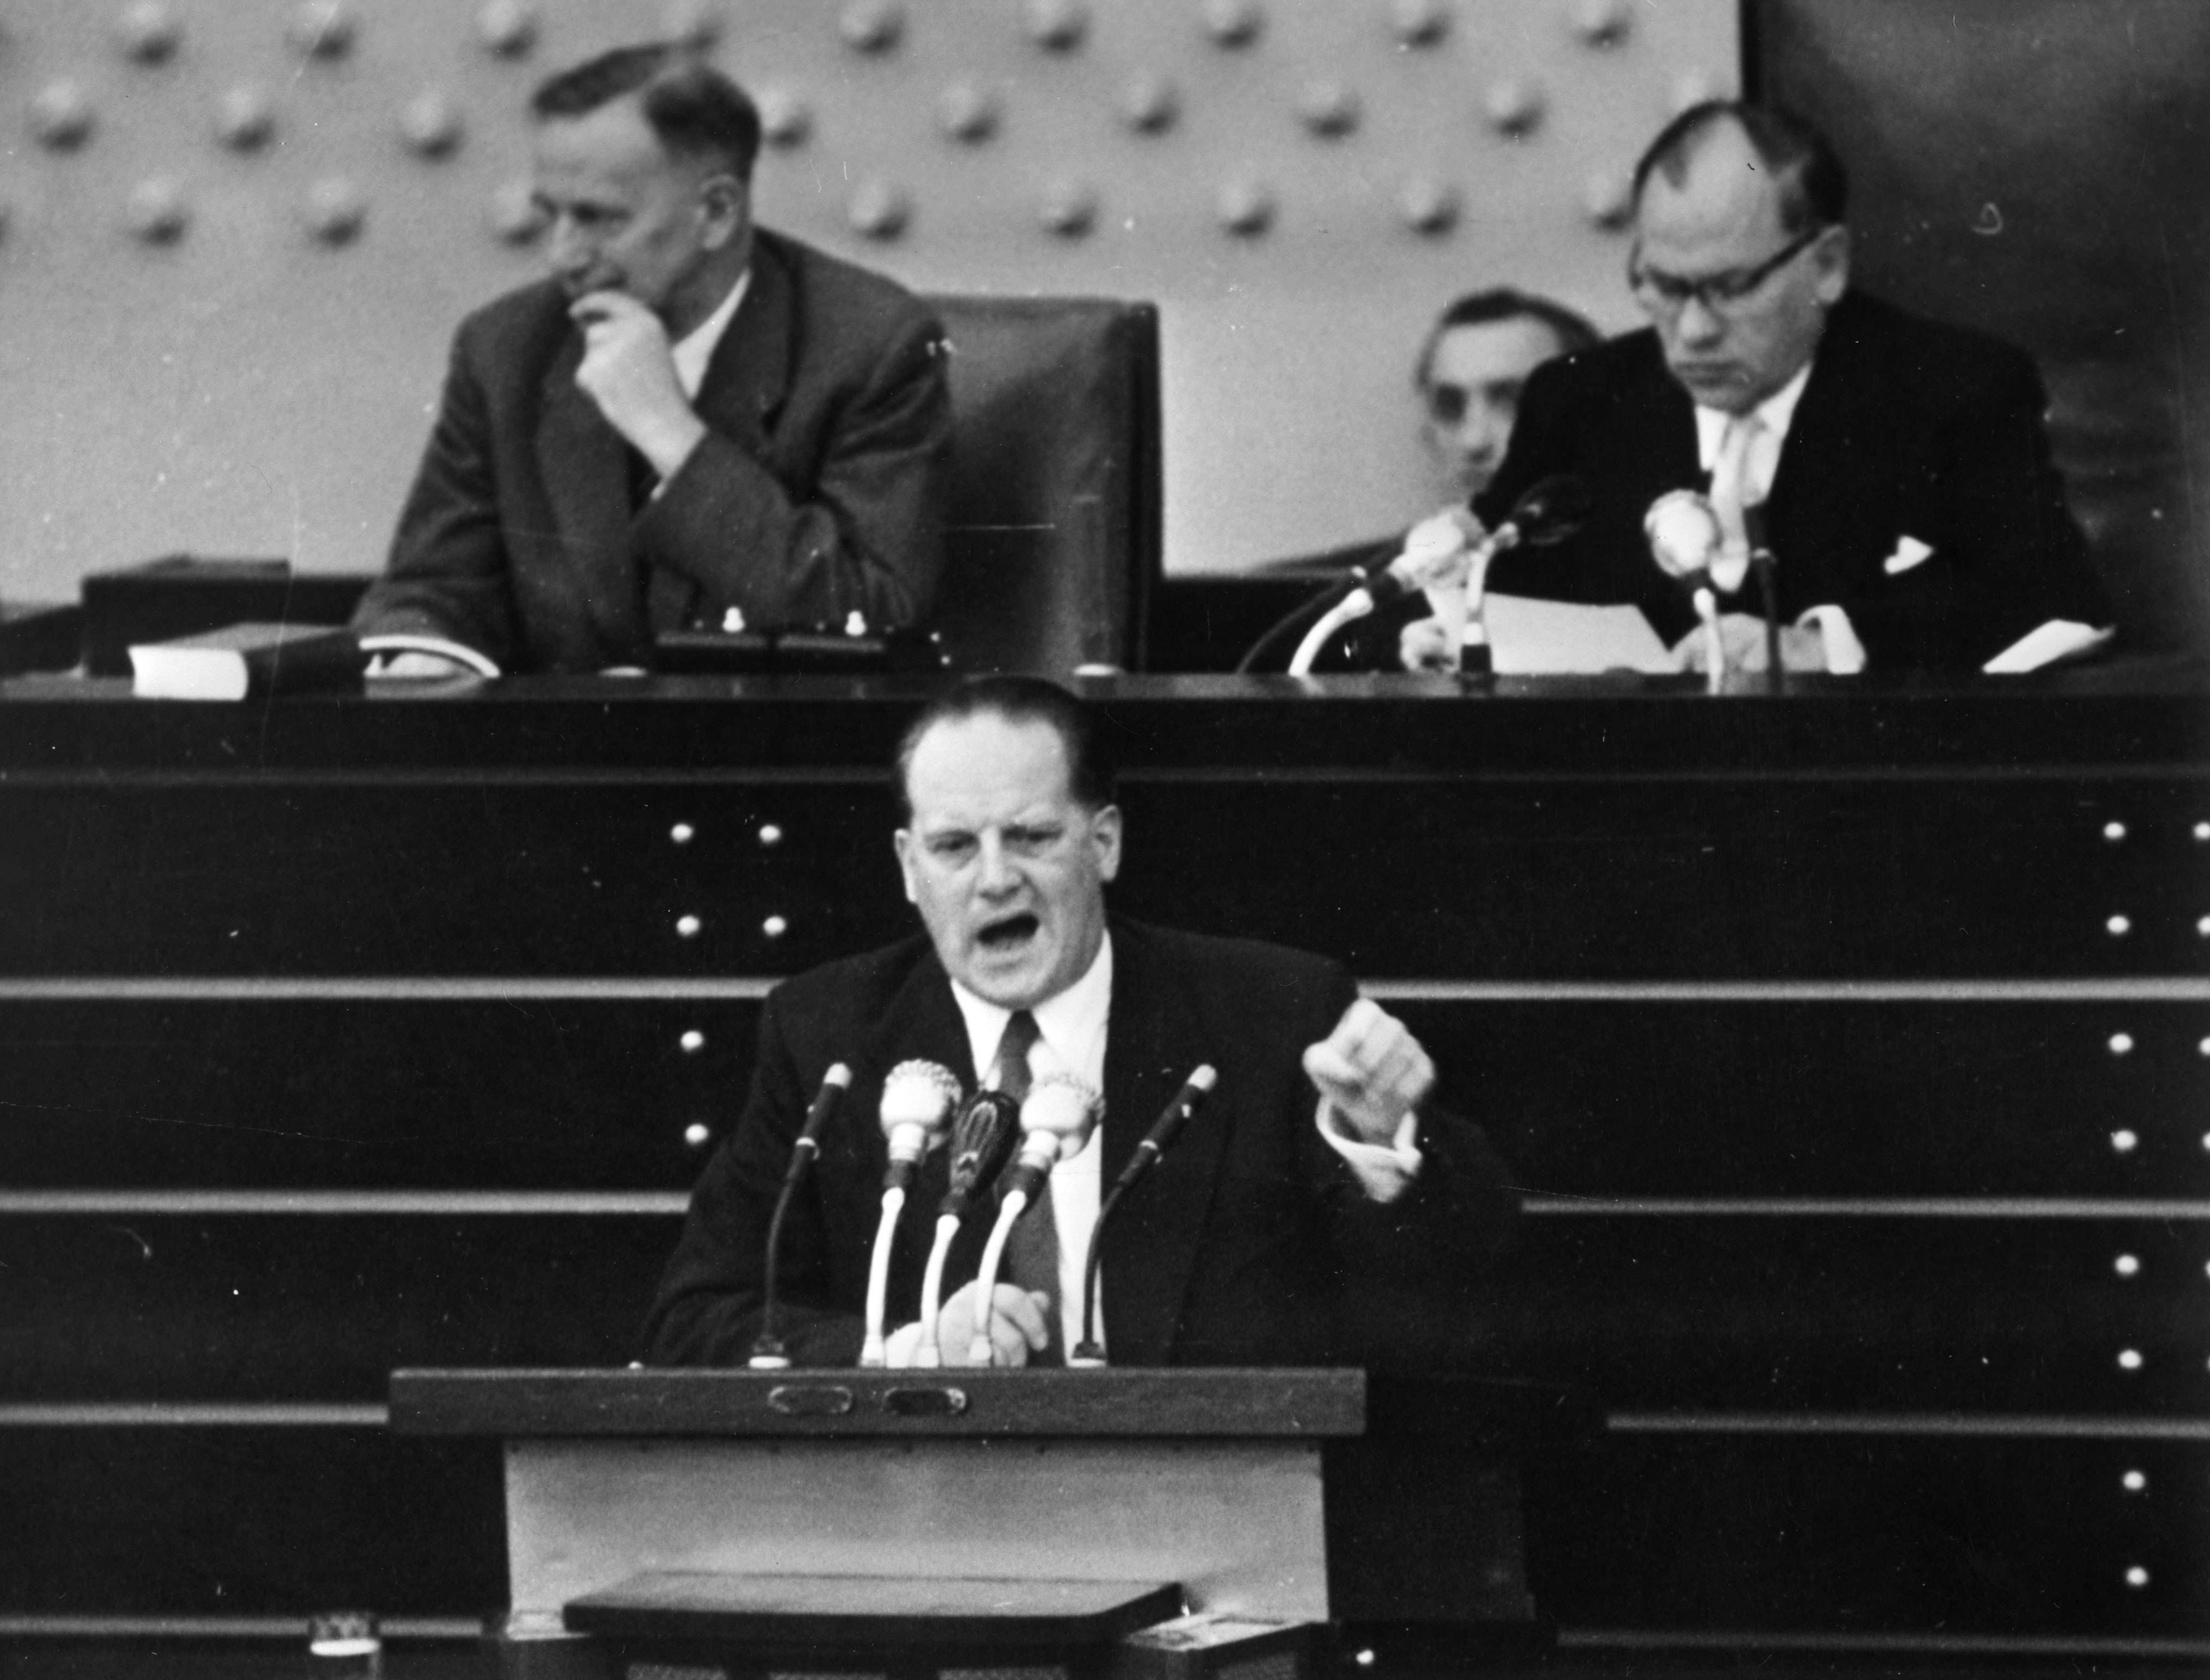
[1671,613,1828,675]
[1399,615,1459,673]
[884,1281,1052,1368]
[571,290,708,481]
[1303,997,1435,1146]
[366,650,473,679]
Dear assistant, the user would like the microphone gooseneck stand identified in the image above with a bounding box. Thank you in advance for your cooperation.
[747,1063,854,1370]
[860,1060,962,1368]
[1068,1065,1217,1367]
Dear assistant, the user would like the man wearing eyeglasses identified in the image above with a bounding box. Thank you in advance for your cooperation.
[1478,101,2113,673]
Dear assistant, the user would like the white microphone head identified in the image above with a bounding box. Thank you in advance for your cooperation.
[1395,508,1474,592]
[1645,488,1722,580]
[1019,1073,1103,1163]
[880,1059,961,1160]
[1187,1065,1218,1094]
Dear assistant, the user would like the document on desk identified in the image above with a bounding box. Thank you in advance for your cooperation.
[1484,592,1674,675]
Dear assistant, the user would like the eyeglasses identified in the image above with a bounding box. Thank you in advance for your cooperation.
[1628,226,1824,317]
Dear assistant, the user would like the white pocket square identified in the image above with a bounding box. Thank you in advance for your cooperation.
[1882,536,1934,575]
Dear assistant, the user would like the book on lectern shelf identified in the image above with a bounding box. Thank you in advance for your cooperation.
[128,621,365,701]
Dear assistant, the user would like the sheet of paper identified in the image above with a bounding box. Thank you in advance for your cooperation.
[1480,592,1674,674]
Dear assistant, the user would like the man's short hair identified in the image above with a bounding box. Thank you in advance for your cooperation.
[894,676,1118,822]
[531,43,762,181]
[1631,101,1848,236]
[1413,289,1603,393]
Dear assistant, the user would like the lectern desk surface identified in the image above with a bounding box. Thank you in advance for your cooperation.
[564,1571,1185,1650]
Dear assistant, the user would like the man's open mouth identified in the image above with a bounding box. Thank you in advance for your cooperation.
[976,913,1039,951]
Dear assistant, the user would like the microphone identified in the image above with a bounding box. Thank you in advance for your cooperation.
[748,1062,854,1370]
[1740,501,1783,693]
[966,1075,1103,1365]
[1000,1074,1104,1204]
[1111,1065,1216,1196]
[879,1059,962,1192]
[1366,474,1592,607]
[912,1084,1025,1366]
[859,1060,962,1368]
[1069,1065,1217,1366]
[938,1088,1024,1218]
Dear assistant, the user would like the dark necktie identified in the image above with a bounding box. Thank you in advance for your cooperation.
[992,1011,1061,1361]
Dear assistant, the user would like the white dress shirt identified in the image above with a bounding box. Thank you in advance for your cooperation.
[670,268,750,400]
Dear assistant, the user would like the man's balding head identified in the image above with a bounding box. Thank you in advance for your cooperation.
[1626,103,1851,415]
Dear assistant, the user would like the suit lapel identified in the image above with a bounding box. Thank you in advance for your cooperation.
[1098,924,1224,1366]
[535,330,646,654]
[1765,297,1881,609]
[828,945,978,1196]
[692,237,794,458]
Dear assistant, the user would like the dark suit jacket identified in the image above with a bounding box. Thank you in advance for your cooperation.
[645,919,1518,1370]
[1475,290,2112,669]
[352,229,952,674]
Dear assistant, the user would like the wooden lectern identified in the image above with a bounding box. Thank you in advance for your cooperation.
[390,1368,1559,1679]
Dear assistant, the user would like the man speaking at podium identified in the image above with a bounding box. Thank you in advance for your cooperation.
[647,677,1516,1369]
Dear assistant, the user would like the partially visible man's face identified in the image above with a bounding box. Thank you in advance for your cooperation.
[1419,315,1572,501]
[895,712,1122,1012]
[1630,119,1847,415]
[531,93,746,330]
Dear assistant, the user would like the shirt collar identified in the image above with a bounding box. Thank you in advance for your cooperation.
[947,931,1115,1091]
[1693,357,1814,468]
[670,266,751,401]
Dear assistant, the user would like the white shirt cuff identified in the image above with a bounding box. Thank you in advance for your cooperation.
[1982,620,2115,674]
[1315,1103,1422,1203]
[1795,604,1866,675]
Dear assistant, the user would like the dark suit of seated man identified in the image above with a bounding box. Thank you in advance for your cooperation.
[646,677,1518,1370]
[1475,101,2113,675]
[352,44,950,676]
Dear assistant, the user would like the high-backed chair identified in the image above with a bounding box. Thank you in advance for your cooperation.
[924,295,1162,675]
[1752,0,2210,654]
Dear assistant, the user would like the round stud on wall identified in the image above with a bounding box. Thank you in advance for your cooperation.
[304,176,367,244]
[1202,0,1265,50]
[401,91,464,159]
[124,176,189,243]
[1582,168,1634,231]
[1039,178,1098,237]
[116,2,184,65]
[488,178,545,244]
[1216,177,1276,237]
[663,0,723,52]
[756,84,813,148]
[1397,175,1459,235]
[1571,0,1632,48]
[30,82,97,151]
[1118,71,1179,134]
[1297,80,1360,139]
[1023,0,1088,53]
[215,84,277,151]
[289,1,357,60]
[839,0,905,54]
[477,0,539,59]
[937,80,1001,144]
[1390,0,1450,49]
[847,178,911,239]
[1484,78,1545,138]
